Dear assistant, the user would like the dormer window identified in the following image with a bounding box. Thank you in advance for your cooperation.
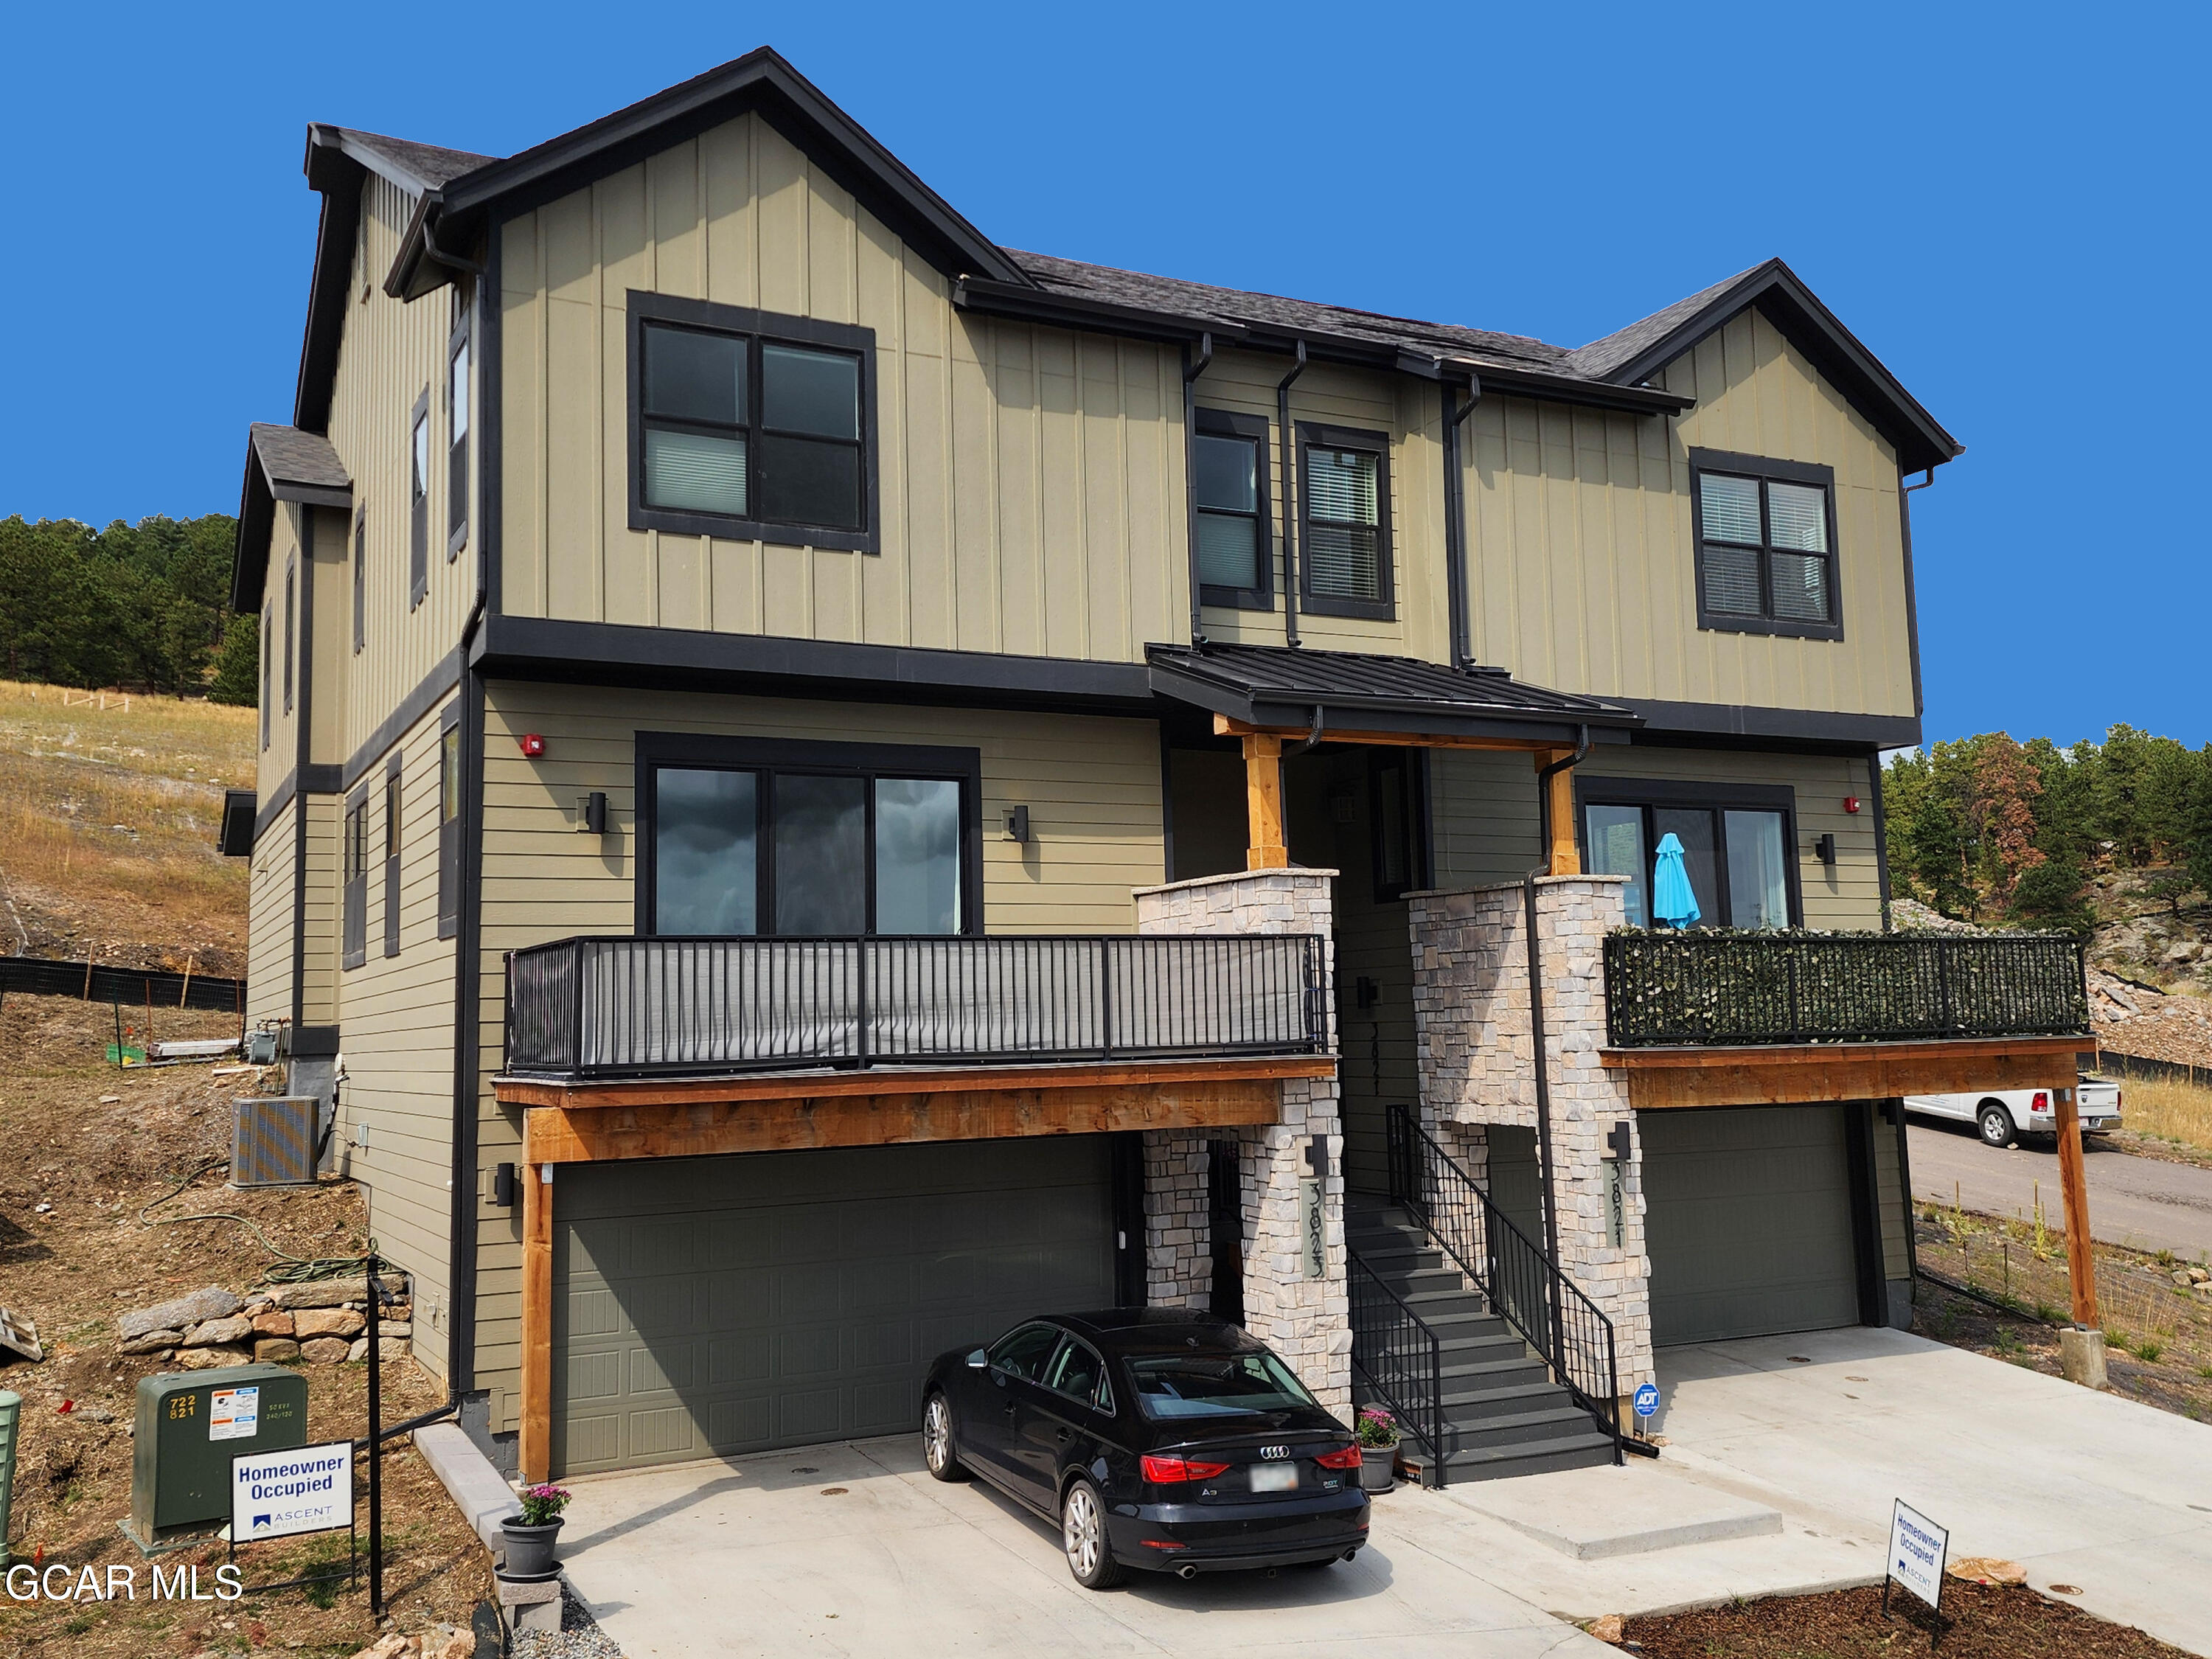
[627,293,877,553]
[1691,449,1841,639]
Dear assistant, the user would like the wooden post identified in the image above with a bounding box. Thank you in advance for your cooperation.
[519,1158,554,1484]
[1242,734,1287,869]
[1539,751,1580,876]
[2054,1091,2100,1327]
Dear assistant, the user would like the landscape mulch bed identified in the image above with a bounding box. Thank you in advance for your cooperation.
[1623,1579,2189,1658]
[0,995,492,1657]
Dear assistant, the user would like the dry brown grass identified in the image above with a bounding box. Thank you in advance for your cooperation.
[0,679,253,973]
[2117,1074,2212,1154]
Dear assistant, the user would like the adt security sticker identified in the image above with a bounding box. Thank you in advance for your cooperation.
[1632,1382,1660,1419]
[209,1386,260,1442]
[232,1441,353,1542]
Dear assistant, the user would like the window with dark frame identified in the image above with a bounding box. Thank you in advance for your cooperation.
[447,302,470,557]
[1691,448,1840,639]
[352,507,366,654]
[1193,408,1270,605]
[627,293,877,551]
[382,765,402,959]
[1298,422,1393,617]
[408,390,430,608]
[1368,748,1422,902]
[282,559,295,714]
[641,735,978,938]
[1579,782,1798,931]
[259,606,271,750]
[436,710,461,939]
[341,793,369,970]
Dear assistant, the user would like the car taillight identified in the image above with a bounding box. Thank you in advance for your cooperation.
[2032,1092,2049,1111]
[1314,1445,1362,1470]
[2116,1089,2124,1108]
[1141,1453,1231,1484]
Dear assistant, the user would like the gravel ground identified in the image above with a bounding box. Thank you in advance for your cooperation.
[510,1586,626,1659]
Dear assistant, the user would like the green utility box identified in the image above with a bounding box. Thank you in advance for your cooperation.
[130,1365,308,1546]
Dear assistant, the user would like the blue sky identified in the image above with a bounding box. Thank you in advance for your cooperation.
[3,3,2202,748]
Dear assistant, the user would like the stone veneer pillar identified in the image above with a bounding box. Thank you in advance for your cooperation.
[1408,874,1654,1402]
[1133,868,1351,1414]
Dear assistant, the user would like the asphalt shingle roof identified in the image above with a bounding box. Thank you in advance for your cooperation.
[248,423,351,495]
[331,127,498,192]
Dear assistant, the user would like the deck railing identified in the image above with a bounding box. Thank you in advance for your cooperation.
[504,933,1329,1079]
[1601,931,2090,1048]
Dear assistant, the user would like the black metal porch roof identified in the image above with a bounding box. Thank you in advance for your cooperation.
[1144,644,1637,745]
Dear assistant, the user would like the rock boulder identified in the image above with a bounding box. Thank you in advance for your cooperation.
[119,1287,240,1341]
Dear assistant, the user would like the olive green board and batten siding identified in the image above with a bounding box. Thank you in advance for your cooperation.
[497,110,1182,662]
[467,680,1168,1436]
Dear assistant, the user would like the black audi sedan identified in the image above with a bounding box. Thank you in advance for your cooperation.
[921,1309,1369,1588]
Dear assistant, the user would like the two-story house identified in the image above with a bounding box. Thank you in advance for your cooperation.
[232,48,2090,1489]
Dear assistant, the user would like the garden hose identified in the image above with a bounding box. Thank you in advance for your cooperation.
[138,1156,375,1283]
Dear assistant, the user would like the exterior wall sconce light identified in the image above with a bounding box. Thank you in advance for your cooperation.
[577,791,608,835]
[1815,832,1837,866]
[1004,804,1030,844]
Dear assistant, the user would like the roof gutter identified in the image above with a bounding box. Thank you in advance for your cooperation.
[1441,375,1482,669]
[1523,723,1591,1377]
[1276,342,1309,649]
[1182,333,1214,646]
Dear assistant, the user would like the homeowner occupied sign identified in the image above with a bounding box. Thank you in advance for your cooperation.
[231,1441,353,1543]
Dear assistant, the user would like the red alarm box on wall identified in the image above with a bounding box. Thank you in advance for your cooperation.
[519,733,546,758]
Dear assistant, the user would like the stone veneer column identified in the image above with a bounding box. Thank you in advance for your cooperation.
[1133,869,1350,1414]
[1408,874,1653,1403]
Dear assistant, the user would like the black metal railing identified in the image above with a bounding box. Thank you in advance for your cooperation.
[1602,931,2090,1048]
[1387,1105,1622,1463]
[504,933,1330,1079]
[1346,1252,1446,1488]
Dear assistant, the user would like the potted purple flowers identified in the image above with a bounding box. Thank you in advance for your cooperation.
[501,1483,571,1578]
[1356,1408,1400,1493]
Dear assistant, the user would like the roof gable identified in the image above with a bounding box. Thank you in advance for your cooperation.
[394,47,1026,298]
[1568,258,1963,474]
[232,425,352,611]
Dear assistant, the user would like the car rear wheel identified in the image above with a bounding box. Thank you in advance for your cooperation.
[922,1391,968,1483]
[1978,1103,2017,1147]
[1061,1478,1124,1589]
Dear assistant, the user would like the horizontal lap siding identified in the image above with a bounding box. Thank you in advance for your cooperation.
[248,800,296,1028]
[498,111,1180,664]
[1464,310,1913,720]
[300,794,341,1026]
[468,680,1167,1433]
[330,700,462,1377]
[1428,750,1545,889]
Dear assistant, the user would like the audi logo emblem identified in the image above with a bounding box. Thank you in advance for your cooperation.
[1259,1444,1290,1460]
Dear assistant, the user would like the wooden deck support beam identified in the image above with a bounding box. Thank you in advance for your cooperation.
[1540,748,1580,876]
[1601,1033,2084,1110]
[2055,1091,2101,1327]
[518,1160,553,1486]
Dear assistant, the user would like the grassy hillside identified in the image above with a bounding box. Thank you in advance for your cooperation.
[0,679,252,974]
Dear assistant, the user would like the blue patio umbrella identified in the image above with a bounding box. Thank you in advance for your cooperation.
[1652,832,1700,929]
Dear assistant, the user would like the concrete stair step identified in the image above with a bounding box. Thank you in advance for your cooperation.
[1438,1430,1618,1481]
[1443,1405,1607,1450]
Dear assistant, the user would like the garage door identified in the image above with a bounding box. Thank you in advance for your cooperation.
[554,1136,1116,1475]
[1641,1105,1862,1346]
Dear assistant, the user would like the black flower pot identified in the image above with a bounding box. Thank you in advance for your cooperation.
[500,1517,563,1578]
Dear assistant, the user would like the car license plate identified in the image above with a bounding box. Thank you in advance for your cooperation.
[1250,1463,1298,1493]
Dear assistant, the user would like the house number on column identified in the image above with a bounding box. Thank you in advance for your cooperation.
[1299,1177,1325,1279]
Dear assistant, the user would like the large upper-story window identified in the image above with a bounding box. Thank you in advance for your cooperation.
[639,734,978,937]
[1298,422,1393,619]
[627,292,878,553]
[1193,408,1270,608]
[1579,779,1799,931]
[1690,448,1841,640]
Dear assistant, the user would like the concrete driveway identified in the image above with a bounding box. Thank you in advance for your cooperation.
[1909,1118,2212,1259]
[554,1435,1613,1658]
[1649,1326,2212,1656]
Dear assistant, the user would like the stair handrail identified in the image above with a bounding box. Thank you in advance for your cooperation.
[1386,1105,1623,1463]
[1345,1248,1448,1489]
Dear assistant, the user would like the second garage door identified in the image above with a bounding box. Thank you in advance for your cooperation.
[554,1136,1116,1475]
[1641,1105,1863,1347]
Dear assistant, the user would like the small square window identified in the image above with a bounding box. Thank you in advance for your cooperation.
[1691,450,1840,639]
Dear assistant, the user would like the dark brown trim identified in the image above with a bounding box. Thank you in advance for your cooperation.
[625,291,880,552]
[382,753,403,960]
[1192,407,1274,611]
[1688,448,1843,642]
[448,296,473,560]
[1868,747,1894,932]
[1623,699,1920,751]
[341,646,465,792]
[408,384,432,611]
[437,700,462,942]
[633,730,984,939]
[1899,470,1930,720]
[1295,420,1395,621]
[341,784,370,973]
[474,614,1155,714]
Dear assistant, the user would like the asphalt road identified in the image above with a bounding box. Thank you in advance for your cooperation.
[1907,1117,2212,1260]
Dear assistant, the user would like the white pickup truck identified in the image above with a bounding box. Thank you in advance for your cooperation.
[1903,1077,2124,1148]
